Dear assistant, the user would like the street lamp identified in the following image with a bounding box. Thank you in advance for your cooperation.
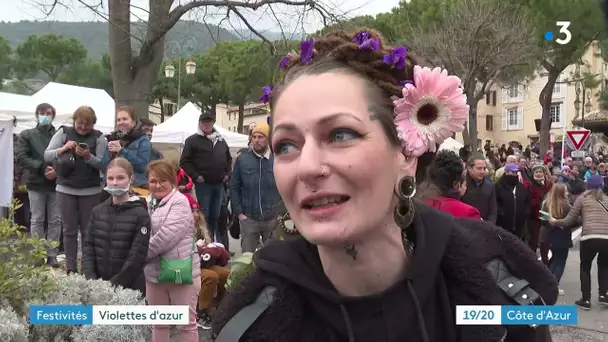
[164,37,198,109]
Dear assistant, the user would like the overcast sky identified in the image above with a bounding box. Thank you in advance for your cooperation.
[0,0,401,33]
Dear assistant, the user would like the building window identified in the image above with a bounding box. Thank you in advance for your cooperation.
[485,91,497,106]
[485,115,493,131]
[162,102,176,116]
[508,108,518,126]
[508,85,518,98]
[502,107,523,130]
[553,82,561,95]
[550,103,564,128]
[502,84,523,103]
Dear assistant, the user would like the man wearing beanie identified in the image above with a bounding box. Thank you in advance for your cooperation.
[180,111,232,243]
[230,122,282,253]
[549,174,608,309]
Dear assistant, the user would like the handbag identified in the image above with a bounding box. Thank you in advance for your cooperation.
[158,239,195,284]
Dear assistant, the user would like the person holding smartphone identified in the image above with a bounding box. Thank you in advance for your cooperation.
[44,106,108,274]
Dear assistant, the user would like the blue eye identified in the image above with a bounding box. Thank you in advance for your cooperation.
[331,129,360,142]
[274,141,297,155]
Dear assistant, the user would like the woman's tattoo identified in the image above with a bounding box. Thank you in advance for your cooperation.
[344,244,357,260]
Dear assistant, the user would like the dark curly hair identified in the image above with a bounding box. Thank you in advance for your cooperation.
[428,150,465,195]
[269,28,437,183]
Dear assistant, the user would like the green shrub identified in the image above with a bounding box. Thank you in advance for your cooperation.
[0,199,58,316]
[226,252,256,292]
[0,199,150,342]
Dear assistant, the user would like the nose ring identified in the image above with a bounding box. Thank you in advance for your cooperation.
[319,165,327,177]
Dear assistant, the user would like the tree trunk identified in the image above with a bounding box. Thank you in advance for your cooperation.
[159,98,165,123]
[108,0,171,120]
[465,86,480,153]
[237,103,245,133]
[538,71,559,158]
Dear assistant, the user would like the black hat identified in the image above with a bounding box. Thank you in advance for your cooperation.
[199,112,215,122]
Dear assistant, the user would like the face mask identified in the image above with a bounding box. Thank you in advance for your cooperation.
[38,115,52,126]
[504,175,519,186]
[104,185,130,197]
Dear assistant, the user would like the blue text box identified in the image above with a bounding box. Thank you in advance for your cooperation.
[501,305,577,325]
[29,305,93,325]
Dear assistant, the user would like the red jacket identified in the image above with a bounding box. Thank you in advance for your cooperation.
[425,196,482,219]
[523,179,552,220]
[176,167,193,192]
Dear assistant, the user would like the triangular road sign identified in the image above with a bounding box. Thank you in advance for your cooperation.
[566,130,591,150]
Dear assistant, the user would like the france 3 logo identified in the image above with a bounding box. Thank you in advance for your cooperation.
[544,21,572,45]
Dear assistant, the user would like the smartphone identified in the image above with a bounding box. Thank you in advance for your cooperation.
[538,210,550,221]
[78,143,88,149]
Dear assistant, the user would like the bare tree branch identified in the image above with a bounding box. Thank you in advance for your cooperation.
[403,0,542,149]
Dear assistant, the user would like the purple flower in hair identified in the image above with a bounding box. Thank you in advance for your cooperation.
[398,80,413,87]
[353,31,370,45]
[384,46,408,69]
[279,53,291,69]
[300,39,314,64]
[359,38,380,51]
[267,115,272,125]
[353,31,380,51]
[260,85,272,103]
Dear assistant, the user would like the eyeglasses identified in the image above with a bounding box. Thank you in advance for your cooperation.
[148,179,170,187]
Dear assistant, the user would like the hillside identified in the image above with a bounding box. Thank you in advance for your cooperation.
[0,20,286,60]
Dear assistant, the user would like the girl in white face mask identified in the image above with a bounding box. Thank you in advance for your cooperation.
[82,157,151,295]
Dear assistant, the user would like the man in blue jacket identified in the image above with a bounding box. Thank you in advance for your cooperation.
[230,122,282,252]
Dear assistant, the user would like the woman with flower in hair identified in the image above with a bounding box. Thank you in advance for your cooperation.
[212,29,557,342]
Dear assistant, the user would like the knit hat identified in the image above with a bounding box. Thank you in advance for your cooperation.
[199,111,214,122]
[504,163,519,172]
[561,165,570,172]
[251,122,270,138]
[586,175,604,190]
[184,193,199,210]
[532,164,547,173]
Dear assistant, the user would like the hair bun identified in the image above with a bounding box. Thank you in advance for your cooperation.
[282,27,417,99]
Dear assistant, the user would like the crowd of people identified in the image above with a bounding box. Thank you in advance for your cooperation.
[8,26,608,342]
[452,145,608,310]
[13,100,282,340]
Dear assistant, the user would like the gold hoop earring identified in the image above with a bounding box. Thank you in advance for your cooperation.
[395,175,416,200]
[394,175,416,229]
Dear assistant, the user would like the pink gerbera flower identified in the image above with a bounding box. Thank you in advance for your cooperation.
[393,65,469,157]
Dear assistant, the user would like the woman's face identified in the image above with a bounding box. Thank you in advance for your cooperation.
[106,166,132,188]
[116,110,135,133]
[533,169,545,180]
[192,208,200,221]
[74,119,93,135]
[272,72,404,246]
[148,172,172,199]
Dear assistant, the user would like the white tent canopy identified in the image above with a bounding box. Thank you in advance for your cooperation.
[152,102,249,153]
[0,92,71,134]
[439,137,464,153]
[31,82,116,133]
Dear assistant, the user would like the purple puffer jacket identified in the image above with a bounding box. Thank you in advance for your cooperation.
[144,188,200,283]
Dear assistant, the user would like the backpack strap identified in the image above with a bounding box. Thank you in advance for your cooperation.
[214,285,276,342]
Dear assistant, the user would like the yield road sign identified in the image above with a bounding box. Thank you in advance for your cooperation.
[566,130,590,150]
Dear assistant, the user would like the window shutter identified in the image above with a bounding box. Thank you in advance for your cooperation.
[486,92,490,105]
[560,103,565,126]
[492,91,497,106]
[517,107,524,129]
[502,109,508,130]
[502,88,508,104]
[517,85,524,102]
[561,78,567,98]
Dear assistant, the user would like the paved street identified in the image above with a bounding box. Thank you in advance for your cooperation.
[549,239,608,341]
